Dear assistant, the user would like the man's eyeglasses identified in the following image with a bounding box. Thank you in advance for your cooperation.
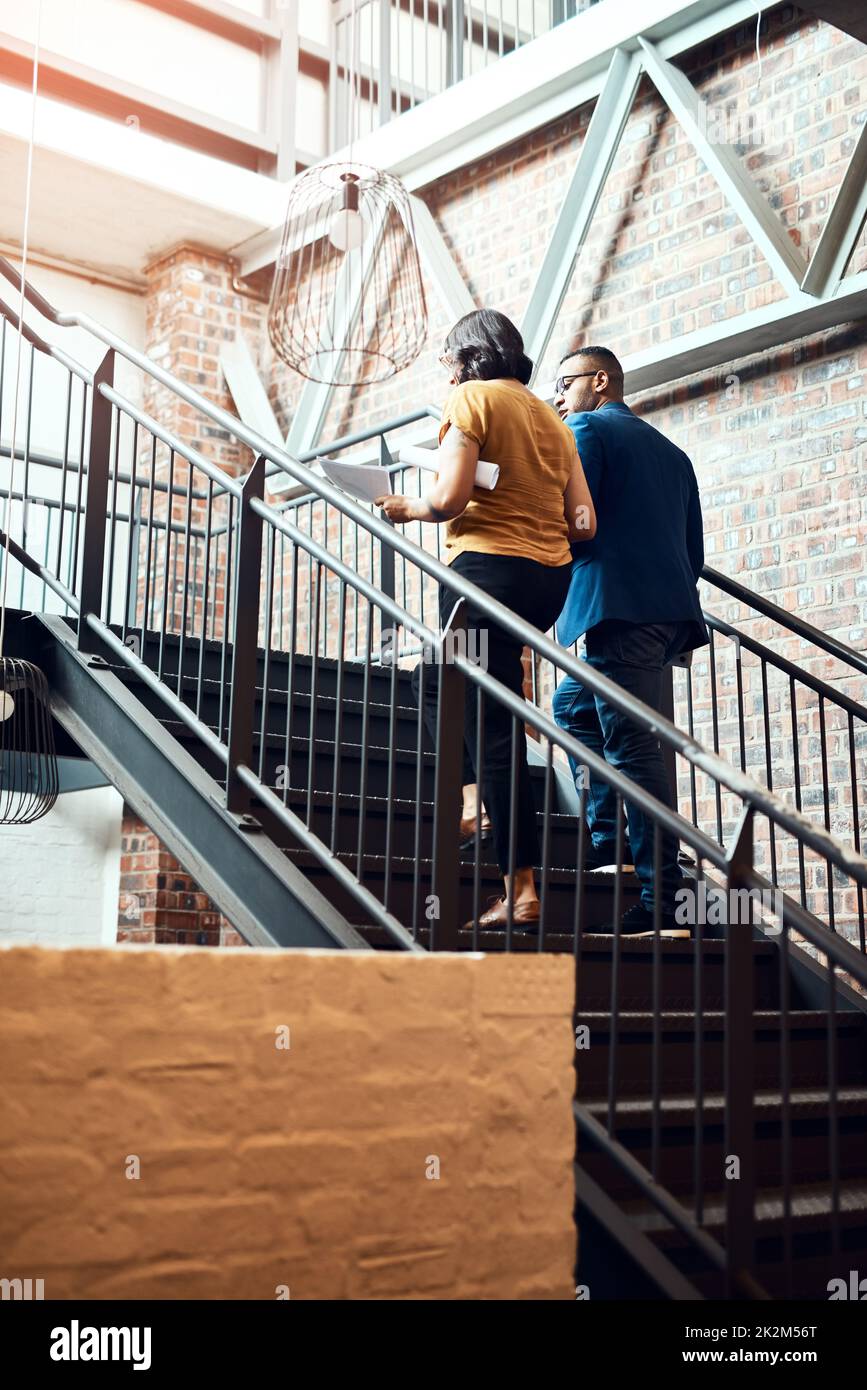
[554,371,598,396]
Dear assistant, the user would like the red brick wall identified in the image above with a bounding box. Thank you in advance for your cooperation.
[116,245,268,947]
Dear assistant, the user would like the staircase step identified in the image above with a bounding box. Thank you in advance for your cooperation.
[250,784,586,869]
[579,1086,867,1198]
[121,631,417,706]
[575,935,784,1011]
[625,1179,867,1300]
[574,1010,867,1096]
[280,846,642,935]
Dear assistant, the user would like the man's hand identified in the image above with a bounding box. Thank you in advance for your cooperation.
[375,494,420,524]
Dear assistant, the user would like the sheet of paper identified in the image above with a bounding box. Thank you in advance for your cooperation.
[319,457,402,505]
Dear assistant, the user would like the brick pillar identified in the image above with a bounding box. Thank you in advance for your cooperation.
[117,244,269,948]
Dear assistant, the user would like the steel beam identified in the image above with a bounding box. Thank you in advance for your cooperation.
[638,36,807,296]
[409,193,478,323]
[220,335,286,449]
[801,117,867,297]
[623,268,867,395]
[521,47,642,379]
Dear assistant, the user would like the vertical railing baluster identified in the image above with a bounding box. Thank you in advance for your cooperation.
[331,578,348,853]
[779,903,793,1299]
[446,0,464,86]
[790,679,807,908]
[760,658,778,888]
[693,855,705,1228]
[226,456,266,814]
[724,806,757,1297]
[77,349,115,653]
[607,796,625,1138]
[848,711,865,953]
[430,597,466,951]
[55,371,73,590]
[259,527,276,781]
[122,423,139,642]
[651,823,662,1181]
[306,562,323,828]
[708,630,723,844]
[539,738,554,950]
[196,477,214,721]
[818,694,835,931]
[177,460,195,700]
[105,406,121,626]
[157,449,175,684]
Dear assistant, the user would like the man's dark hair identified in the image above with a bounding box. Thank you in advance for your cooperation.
[444,308,533,386]
[559,344,624,377]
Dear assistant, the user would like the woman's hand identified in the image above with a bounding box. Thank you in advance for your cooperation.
[375,494,420,524]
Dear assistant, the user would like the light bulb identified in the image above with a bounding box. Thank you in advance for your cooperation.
[329,208,368,253]
[0,691,14,722]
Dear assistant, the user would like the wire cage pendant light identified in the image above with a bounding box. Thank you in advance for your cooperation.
[268,159,428,386]
[0,658,59,825]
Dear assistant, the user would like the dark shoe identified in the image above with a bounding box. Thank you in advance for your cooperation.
[459,813,493,850]
[592,901,692,939]
[463,896,541,931]
[582,839,634,872]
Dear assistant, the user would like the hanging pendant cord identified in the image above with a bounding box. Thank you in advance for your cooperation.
[347,0,359,167]
[0,0,44,661]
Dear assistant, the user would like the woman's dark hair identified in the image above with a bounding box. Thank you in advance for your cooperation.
[443,308,533,386]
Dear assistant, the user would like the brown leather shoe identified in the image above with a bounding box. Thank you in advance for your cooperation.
[459,813,493,845]
[464,896,541,931]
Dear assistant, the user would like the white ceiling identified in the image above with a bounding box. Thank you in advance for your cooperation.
[0,131,277,285]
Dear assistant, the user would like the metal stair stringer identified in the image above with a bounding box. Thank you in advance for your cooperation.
[33,614,370,951]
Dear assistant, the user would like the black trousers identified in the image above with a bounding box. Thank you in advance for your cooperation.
[411,551,572,875]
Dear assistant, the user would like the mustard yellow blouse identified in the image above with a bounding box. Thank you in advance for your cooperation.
[438,377,576,567]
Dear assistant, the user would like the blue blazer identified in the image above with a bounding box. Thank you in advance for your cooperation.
[557,401,708,650]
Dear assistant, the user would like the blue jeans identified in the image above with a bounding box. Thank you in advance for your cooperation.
[552,620,693,913]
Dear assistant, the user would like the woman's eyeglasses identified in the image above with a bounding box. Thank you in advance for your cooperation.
[554,370,598,396]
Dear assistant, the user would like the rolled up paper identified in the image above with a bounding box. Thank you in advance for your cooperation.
[398,443,499,490]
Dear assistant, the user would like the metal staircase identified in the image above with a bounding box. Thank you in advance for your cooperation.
[2,256,866,1300]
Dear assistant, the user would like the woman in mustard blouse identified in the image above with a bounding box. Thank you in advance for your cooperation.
[376,308,595,930]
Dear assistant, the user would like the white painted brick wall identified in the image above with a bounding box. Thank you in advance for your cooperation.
[0,788,122,946]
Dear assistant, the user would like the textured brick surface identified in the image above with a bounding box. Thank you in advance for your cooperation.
[117,245,270,947]
[0,947,575,1299]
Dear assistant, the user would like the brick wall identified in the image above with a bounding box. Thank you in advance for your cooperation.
[116,245,269,947]
[0,946,575,1299]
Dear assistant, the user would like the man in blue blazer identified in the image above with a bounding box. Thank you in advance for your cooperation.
[551,345,707,937]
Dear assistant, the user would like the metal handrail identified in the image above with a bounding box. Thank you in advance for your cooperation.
[703,610,867,722]
[703,564,867,680]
